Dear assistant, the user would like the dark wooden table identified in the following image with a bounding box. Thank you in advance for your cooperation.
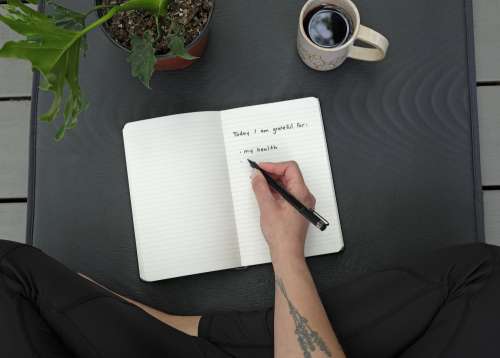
[28,0,483,314]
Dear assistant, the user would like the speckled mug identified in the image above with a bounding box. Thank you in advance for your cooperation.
[297,0,389,71]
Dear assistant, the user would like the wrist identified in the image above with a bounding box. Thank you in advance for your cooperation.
[271,251,306,271]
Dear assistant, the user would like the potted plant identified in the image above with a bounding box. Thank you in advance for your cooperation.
[0,0,215,140]
[98,0,214,72]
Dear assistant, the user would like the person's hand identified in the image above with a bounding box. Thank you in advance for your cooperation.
[251,161,316,262]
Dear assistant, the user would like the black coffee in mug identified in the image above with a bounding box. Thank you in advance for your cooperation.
[303,5,353,48]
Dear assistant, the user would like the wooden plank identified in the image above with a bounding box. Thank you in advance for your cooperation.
[484,191,500,246]
[478,87,500,186]
[0,101,30,198]
[473,0,500,82]
[0,4,33,97]
[0,203,26,243]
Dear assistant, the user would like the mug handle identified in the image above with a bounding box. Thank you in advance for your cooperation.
[348,25,389,61]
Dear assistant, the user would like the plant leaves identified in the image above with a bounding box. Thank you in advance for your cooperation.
[0,0,172,140]
[168,35,197,60]
[0,0,86,140]
[127,31,156,89]
[47,0,85,30]
[59,41,89,139]
[46,0,88,55]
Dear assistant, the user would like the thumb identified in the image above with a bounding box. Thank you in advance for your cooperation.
[251,170,276,212]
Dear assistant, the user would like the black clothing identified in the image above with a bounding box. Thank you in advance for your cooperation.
[1,240,499,358]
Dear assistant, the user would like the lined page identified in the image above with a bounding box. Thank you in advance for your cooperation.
[123,112,240,281]
[221,98,343,266]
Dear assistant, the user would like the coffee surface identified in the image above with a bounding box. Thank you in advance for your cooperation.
[304,5,352,48]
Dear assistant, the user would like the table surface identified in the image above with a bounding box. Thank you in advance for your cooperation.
[27,0,483,314]
[2,1,499,248]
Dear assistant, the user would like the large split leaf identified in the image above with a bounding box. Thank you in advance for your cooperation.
[0,0,87,140]
[0,0,170,140]
[47,0,86,30]
[46,0,88,55]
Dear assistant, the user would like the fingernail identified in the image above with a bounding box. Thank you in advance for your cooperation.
[250,169,257,180]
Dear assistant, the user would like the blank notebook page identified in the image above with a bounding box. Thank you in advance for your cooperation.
[221,98,343,266]
[123,112,240,281]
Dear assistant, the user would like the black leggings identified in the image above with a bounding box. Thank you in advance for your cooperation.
[1,239,499,358]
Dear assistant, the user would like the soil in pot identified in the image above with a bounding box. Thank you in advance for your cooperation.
[103,0,213,54]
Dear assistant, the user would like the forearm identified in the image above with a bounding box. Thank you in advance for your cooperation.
[272,253,345,358]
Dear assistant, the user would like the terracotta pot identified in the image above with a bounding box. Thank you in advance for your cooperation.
[96,1,215,71]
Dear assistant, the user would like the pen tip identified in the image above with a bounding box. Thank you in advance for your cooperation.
[247,159,257,168]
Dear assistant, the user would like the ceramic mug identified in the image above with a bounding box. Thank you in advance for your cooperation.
[297,0,389,71]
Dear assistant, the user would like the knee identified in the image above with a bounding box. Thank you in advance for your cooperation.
[484,243,500,257]
[451,242,498,260]
[444,243,498,298]
[439,242,495,260]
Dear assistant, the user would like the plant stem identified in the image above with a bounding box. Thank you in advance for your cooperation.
[50,1,168,74]
[78,6,121,37]
[155,16,161,40]
[166,15,176,38]
[84,4,115,18]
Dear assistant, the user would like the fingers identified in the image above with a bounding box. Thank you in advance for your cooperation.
[308,193,317,210]
[258,161,311,199]
[259,161,305,187]
[260,161,315,207]
[259,161,301,176]
[251,161,316,211]
[251,170,277,212]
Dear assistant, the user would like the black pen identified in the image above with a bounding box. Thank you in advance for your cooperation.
[248,159,329,231]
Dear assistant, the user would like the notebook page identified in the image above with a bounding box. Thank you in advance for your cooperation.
[123,112,240,281]
[221,98,343,266]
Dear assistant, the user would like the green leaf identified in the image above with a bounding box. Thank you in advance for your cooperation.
[47,1,85,30]
[127,31,156,89]
[0,0,171,140]
[38,74,50,91]
[0,0,86,140]
[168,35,197,60]
[46,0,88,55]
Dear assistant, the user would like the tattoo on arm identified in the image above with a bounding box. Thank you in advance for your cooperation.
[275,277,332,358]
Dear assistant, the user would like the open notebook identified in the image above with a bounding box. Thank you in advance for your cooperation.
[123,97,343,281]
